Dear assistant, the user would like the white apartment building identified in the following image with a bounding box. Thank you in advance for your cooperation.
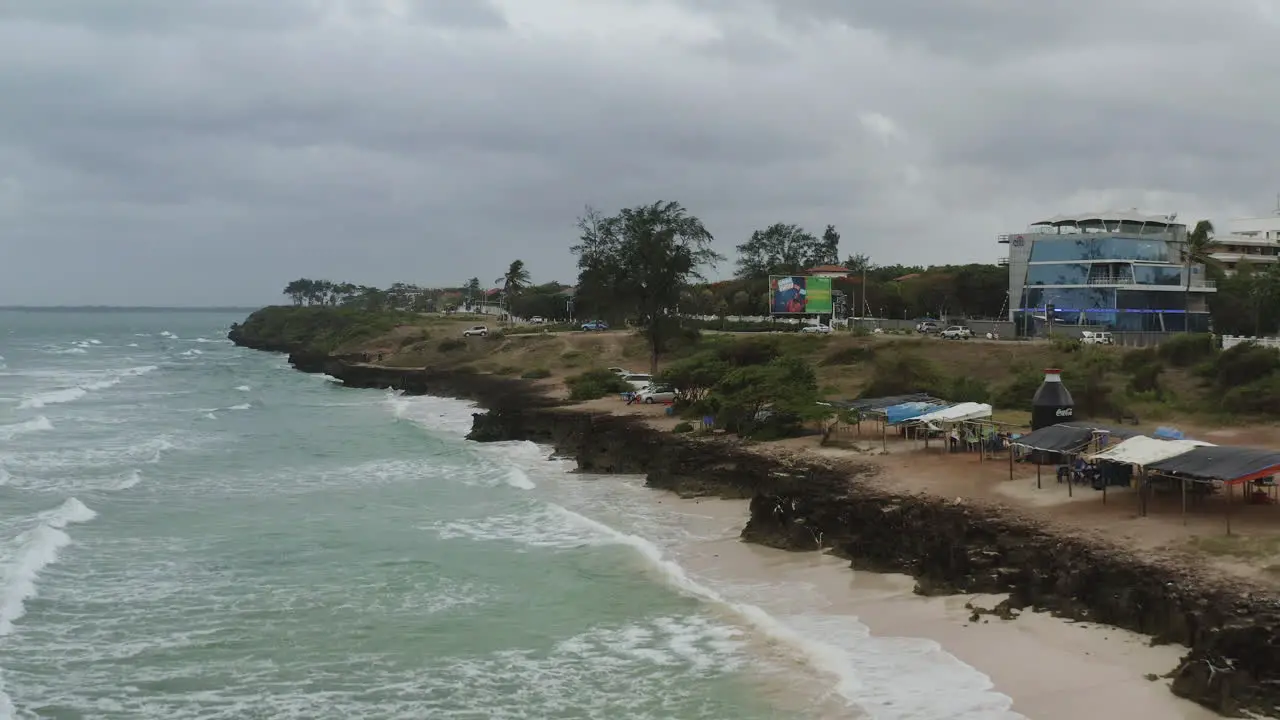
[1211,205,1280,275]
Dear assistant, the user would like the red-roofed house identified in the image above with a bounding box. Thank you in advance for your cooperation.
[807,265,851,278]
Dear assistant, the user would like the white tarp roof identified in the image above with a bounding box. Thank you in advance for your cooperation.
[915,402,992,424]
[1087,436,1214,467]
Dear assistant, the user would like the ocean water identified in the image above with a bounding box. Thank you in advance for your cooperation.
[0,310,1019,719]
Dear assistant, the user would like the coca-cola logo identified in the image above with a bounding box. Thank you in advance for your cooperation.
[1055,408,1074,417]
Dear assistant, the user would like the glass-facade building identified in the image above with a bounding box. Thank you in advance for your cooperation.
[1000,212,1214,334]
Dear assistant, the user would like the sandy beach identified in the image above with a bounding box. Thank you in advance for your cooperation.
[653,494,1222,720]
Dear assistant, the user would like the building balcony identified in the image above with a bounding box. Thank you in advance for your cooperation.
[997,257,1010,266]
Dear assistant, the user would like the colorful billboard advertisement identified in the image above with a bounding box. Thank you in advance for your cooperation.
[769,275,833,314]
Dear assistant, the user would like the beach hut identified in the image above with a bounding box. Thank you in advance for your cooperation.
[1146,446,1280,533]
[1086,436,1212,509]
[1009,424,1099,490]
[909,402,993,453]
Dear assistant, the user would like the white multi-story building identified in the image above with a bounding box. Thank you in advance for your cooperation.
[998,210,1215,334]
[1211,207,1280,275]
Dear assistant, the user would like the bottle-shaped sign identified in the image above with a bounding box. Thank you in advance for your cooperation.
[1031,368,1074,430]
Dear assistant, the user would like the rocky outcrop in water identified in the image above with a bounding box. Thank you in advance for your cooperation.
[228,332,1280,717]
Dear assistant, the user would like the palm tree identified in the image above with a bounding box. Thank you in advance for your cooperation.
[1182,220,1220,332]
[495,260,531,320]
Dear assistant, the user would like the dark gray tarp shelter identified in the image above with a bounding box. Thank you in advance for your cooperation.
[1056,421,1144,440]
[842,394,942,412]
[1147,446,1280,484]
[1011,424,1095,453]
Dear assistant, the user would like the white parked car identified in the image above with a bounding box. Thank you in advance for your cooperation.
[801,324,833,334]
[636,385,676,404]
[1081,331,1114,345]
[462,325,488,337]
[529,316,545,325]
[940,326,972,340]
[621,373,653,391]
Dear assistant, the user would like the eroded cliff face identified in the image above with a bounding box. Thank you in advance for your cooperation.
[468,403,1280,718]
[226,340,1280,717]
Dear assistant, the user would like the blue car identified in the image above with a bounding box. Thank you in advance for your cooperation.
[581,320,609,331]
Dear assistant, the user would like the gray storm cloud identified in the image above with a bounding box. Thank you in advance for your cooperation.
[1,0,1277,305]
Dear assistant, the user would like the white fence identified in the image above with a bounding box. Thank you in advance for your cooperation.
[1222,335,1280,350]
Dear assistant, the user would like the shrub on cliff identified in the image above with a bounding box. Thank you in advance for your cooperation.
[521,368,552,379]
[859,350,942,399]
[438,339,467,353]
[709,356,823,439]
[1157,333,1217,367]
[657,352,728,405]
[1207,342,1280,391]
[229,306,414,354]
[565,369,631,401]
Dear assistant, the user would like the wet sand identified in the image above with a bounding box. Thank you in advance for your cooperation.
[657,495,1222,720]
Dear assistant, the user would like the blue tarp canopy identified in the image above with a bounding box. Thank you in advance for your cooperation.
[884,402,950,425]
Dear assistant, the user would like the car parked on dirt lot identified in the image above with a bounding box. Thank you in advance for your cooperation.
[1081,330,1114,345]
[916,321,940,334]
[635,385,676,404]
[462,325,488,337]
[800,324,833,334]
[940,325,972,340]
[581,320,609,331]
[620,373,653,391]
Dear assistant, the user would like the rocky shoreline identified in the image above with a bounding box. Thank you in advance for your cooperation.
[233,335,1280,717]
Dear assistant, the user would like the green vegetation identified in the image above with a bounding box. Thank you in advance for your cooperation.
[438,339,467,353]
[672,421,695,434]
[565,369,631,401]
[521,368,552,379]
[573,201,723,373]
[228,306,415,354]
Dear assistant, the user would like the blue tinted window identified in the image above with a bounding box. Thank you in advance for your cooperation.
[1117,290,1186,310]
[1025,263,1089,285]
[1029,236,1170,262]
[1023,287,1116,313]
[1131,265,1183,286]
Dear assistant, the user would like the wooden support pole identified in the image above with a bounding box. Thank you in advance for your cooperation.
[1182,477,1187,526]
[1037,462,1041,490]
[1009,444,1014,481]
[1227,481,1233,536]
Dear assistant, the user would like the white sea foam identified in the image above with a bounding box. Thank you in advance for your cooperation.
[0,498,97,636]
[385,392,477,437]
[17,365,157,409]
[235,385,251,392]
[109,470,142,491]
[505,467,536,490]
[159,331,177,339]
[226,403,251,411]
[0,416,54,441]
[179,349,203,357]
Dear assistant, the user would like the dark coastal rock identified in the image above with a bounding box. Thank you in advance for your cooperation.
[228,330,1280,717]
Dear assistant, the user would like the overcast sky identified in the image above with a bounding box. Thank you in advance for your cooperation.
[3,0,1280,305]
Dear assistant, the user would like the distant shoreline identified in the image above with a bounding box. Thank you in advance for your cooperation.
[0,306,258,312]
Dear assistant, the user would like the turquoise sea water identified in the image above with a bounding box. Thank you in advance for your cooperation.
[0,310,1018,720]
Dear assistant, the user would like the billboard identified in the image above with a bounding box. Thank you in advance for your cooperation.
[769,275,833,315]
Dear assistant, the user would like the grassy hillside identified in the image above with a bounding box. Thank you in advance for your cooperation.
[230,306,1280,426]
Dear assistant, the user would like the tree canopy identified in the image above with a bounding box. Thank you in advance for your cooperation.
[734,223,833,279]
[572,201,722,371]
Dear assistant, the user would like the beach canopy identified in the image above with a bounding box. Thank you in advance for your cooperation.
[1087,436,1213,467]
[914,402,993,425]
[842,394,942,412]
[884,402,949,425]
[1011,424,1095,453]
[1147,446,1280,484]
[1056,421,1144,440]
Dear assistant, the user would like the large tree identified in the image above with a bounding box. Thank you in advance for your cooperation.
[1182,220,1220,331]
[818,224,841,266]
[496,259,531,300]
[573,201,722,372]
[734,223,825,279]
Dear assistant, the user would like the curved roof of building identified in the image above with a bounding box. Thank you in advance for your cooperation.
[1031,210,1178,227]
